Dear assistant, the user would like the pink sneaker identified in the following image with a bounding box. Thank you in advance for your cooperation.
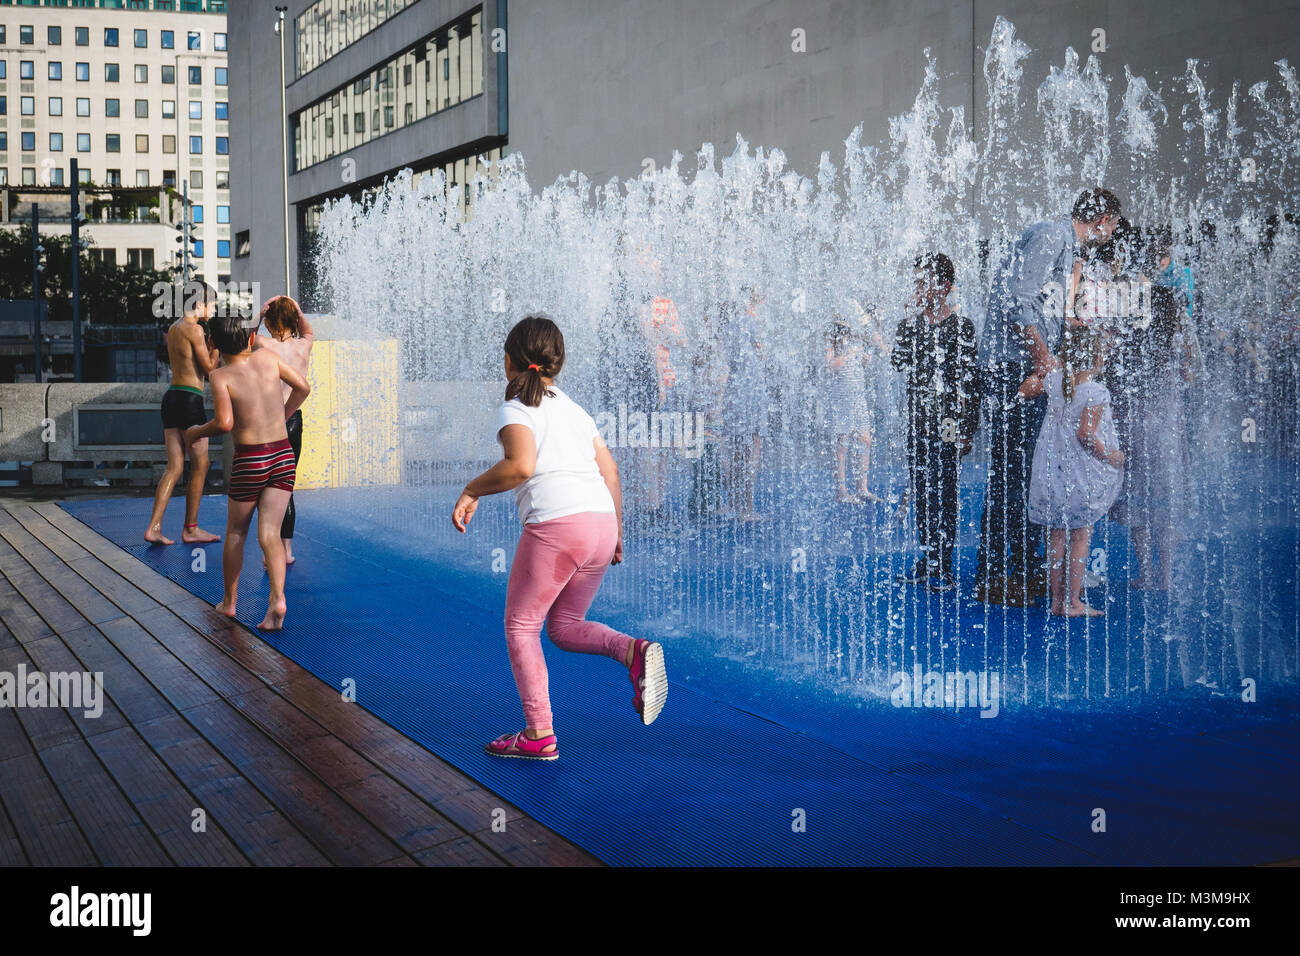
[485,730,558,761]
[628,639,668,725]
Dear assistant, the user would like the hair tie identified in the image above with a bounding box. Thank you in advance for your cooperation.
[528,364,541,372]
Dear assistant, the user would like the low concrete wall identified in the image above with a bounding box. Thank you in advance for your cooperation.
[0,383,51,461]
[46,383,178,463]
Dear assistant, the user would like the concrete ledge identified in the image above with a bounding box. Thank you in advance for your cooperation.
[0,383,51,461]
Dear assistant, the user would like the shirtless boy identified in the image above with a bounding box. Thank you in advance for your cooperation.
[144,282,223,545]
[185,314,311,631]
[255,296,314,566]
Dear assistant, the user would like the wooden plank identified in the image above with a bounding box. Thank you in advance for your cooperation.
[373,855,419,867]
[2,503,92,564]
[0,516,126,626]
[414,834,509,867]
[274,673,528,834]
[229,684,462,854]
[97,616,224,713]
[130,607,265,700]
[0,636,172,866]
[0,789,27,865]
[67,555,164,618]
[0,752,98,866]
[471,816,606,867]
[0,577,57,644]
[86,725,249,867]
[134,712,330,867]
[179,697,404,866]
[15,634,131,741]
[58,623,178,727]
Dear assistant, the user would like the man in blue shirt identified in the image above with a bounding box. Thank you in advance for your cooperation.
[975,187,1122,606]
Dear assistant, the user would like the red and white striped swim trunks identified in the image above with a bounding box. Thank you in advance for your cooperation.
[228,438,296,502]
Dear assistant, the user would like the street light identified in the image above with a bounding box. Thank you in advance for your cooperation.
[275,6,292,298]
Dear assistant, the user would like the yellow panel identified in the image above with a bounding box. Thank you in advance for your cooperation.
[295,338,401,490]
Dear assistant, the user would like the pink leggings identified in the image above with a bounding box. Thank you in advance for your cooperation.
[504,511,634,729]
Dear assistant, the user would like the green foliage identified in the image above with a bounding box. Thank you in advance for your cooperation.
[0,224,177,328]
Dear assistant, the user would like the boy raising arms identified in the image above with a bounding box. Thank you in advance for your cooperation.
[144,282,223,545]
[186,315,311,631]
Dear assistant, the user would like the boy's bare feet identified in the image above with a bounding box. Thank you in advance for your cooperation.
[1065,602,1104,617]
[214,599,237,617]
[182,524,220,544]
[144,526,174,546]
[259,598,287,631]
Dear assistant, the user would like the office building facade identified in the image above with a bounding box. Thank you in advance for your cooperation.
[0,0,229,281]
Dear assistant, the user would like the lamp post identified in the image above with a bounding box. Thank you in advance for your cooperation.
[31,203,42,382]
[70,158,82,381]
[275,5,292,298]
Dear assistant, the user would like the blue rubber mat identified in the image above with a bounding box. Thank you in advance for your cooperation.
[62,493,1300,865]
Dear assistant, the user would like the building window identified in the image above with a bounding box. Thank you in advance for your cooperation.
[76,97,90,117]
[161,30,174,50]
[0,26,4,45]
[162,100,176,118]
[75,27,89,47]
[106,169,122,187]
[78,167,91,185]
[127,249,156,270]
[215,137,229,155]
[135,65,148,83]
[190,170,203,189]
[0,97,7,116]
[20,61,34,81]
[215,67,228,87]
[106,134,121,153]
[77,133,90,152]
[189,66,202,85]
[48,97,62,116]
[105,63,119,83]
[163,169,176,187]
[189,100,202,120]
[217,240,230,259]
[20,97,34,116]
[136,134,149,153]
[188,31,202,51]
[48,25,62,46]
[19,26,33,46]
[21,132,35,151]
[0,133,6,150]
[105,28,119,48]
[49,133,63,152]
[216,205,230,224]
[235,231,250,258]
[192,205,204,223]
[105,98,120,118]
[189,136,202,154]
[135,99,148,118]
[76,62,89,81]
[23,168,36,186]
[192,240,204,259]
[49,168,65,186]
[162,65,175,85]
[48,62,62,81]
[215,170,230,190]
[215,33,227,51]
[134,29,148,48]
[162,135,176,154]
[0,63,5,80]
[136,170,150,187]
[215,101,228,121]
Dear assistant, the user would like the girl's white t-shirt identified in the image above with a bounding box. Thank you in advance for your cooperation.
[496,386,616,525]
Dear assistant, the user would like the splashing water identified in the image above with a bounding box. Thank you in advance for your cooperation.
[312,17,1300,709]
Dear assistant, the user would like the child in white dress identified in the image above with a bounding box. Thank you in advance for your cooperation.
[1019,325,1125,616]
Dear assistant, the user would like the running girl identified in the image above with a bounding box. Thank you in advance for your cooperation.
[452,314,668,760]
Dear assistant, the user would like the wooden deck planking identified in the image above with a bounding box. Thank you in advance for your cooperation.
[0,499,602,867]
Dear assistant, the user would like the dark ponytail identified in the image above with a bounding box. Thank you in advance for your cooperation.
[504,313,565,408]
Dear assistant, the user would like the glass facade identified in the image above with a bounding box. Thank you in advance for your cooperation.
[294,0,417,78]
[292,10,482,173]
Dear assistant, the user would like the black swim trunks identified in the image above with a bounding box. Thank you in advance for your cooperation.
[160,385,207,431]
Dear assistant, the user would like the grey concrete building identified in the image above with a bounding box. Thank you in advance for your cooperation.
[230,0,1300,303]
